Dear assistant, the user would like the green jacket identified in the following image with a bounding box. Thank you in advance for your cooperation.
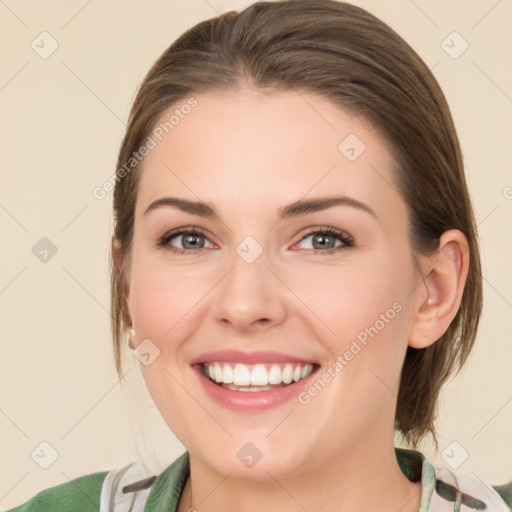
[6,448,512,511]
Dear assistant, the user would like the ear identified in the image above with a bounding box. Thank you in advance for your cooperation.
[408,229,470,349]
[112,237,131,302]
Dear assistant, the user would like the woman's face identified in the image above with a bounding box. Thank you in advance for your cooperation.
[125,88,425,479]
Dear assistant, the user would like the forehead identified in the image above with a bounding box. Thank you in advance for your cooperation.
[135,88,403,221]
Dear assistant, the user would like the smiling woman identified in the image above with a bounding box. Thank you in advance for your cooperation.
[6,1,511,511]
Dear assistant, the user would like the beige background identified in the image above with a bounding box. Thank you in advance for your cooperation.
[1,0,511,508]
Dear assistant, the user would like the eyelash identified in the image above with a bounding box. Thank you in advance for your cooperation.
[157,226,354,256]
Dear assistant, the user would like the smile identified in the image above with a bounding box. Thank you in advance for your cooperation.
[202,362,315,392]
[190,349,320,410]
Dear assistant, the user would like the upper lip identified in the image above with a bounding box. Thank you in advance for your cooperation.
[190,349,318,365]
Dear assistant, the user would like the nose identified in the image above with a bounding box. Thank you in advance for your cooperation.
[211,246,287,334]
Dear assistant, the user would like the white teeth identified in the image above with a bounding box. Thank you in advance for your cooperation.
[233,363,251,386]
[223,364,234,384]
[203,362,314,389]
[214,364,223,383]
[268,364,282,385]
[282,364,293,384]
[251,364,269,386]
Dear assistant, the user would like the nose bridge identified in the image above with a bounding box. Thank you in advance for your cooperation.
[213,235,285,330]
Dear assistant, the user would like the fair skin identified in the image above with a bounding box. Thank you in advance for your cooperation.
[115,87,469,512]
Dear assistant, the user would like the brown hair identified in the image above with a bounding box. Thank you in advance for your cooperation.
[111,0,482,448]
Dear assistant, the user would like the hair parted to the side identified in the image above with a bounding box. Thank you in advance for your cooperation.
[110,0,482,448]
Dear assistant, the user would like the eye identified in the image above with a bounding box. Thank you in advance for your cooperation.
[294,227,354,254]
[157,226,354,256]
[158,227,215,255]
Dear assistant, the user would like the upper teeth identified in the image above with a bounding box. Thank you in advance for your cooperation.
[204,362,314,386]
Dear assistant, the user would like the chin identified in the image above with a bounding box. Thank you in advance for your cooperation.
[191,440,307,482]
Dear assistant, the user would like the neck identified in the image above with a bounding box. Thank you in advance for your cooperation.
[177,437,422,512]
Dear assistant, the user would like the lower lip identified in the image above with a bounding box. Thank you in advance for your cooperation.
[193,365,318,411]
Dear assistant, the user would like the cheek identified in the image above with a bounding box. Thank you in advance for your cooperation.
[128,252,208,340]
[290,254,412,342]
[290,251,414,399]
[129,271,174,339]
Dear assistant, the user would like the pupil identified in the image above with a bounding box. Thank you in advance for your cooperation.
[314,234,334,249]
[183,234,204,249]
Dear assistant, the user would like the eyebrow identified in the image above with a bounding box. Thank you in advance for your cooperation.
[143,195,377,220]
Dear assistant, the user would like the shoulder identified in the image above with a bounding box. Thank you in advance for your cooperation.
[494,483,512,511]
[97,451,189,511]
[6,452,189,512]
[5,471,108,512]
[432,466,512,512]
[396,447,512,511]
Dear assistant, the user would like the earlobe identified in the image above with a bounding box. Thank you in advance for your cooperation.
[408,230,470,349]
